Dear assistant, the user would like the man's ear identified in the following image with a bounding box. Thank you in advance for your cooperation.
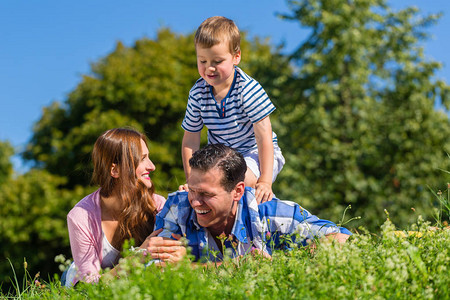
[110,163,119,178]
[232,181,245,202]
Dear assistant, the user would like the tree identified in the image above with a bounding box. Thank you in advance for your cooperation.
[0,144,91,292]
[0,142,13,185]
[23,29,196,191]
[275,0,450,229]
[23,29,291,194]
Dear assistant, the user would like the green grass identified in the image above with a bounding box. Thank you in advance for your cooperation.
[2,216,449,299]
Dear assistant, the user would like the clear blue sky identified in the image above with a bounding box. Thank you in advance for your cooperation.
[1,0,449,169]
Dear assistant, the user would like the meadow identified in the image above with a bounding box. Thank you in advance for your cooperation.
[2,212,449,300]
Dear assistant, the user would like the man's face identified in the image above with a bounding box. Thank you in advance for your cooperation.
[187,167,238,233]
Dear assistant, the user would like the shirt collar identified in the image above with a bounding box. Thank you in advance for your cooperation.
[186,187,261,243]
[231,187,260,243]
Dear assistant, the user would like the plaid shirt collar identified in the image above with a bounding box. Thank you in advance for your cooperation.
[184,187,265,260]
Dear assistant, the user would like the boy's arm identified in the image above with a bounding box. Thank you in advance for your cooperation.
[253,116,274,203]
[181,130,201,183]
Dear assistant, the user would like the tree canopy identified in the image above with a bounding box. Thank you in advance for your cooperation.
[22,29,290,194]
[0,142,13,185]
[275,0,450,228]
[0,144,92,288]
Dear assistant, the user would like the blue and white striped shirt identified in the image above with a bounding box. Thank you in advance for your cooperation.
[181,67,279,154]
[155,187,351,261]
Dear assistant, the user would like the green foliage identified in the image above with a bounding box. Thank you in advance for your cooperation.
[0,165,91,293]
[0,141,14,185]
[3,218,450,299]
[275,0,450,230]
[22,29,289,194]
[23,29,198,191]
[429,181,450,226]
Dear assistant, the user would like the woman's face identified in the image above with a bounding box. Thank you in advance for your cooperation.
[135,139,155,188]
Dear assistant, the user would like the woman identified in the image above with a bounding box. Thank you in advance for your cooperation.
[64,128,184,286]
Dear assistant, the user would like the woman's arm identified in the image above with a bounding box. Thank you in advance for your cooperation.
[67,208,102,284]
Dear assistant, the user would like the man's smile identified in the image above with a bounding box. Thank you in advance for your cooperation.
[195,209,212,214]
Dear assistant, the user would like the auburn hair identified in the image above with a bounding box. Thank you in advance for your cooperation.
[92,127,157,250]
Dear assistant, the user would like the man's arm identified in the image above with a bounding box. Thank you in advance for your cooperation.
[261,200,352,248]
[151,194,189,263]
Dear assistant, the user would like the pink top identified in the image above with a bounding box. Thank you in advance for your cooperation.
[67,189,166,284]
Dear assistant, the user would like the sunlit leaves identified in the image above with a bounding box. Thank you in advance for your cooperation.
[276,0,450,230]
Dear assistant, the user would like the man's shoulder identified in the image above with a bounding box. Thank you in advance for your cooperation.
[156,190,193,225]
[165,190,190,207]
[242,188,300,217]
[159,190,194,218]
[155,191,193,237]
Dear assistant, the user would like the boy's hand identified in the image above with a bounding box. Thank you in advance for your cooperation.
[178,183,189,191]
[255,181,273,204]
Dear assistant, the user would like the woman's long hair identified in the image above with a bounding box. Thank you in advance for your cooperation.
[92,128,157,250]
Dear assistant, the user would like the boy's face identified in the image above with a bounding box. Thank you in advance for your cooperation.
[196,41,241,93]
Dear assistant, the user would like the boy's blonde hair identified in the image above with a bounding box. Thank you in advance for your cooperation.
[195,16,240,54]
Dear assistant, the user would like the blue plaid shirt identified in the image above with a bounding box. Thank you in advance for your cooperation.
[155,187,351,261]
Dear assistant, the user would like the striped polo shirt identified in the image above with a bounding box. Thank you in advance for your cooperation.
[182,67,279,153]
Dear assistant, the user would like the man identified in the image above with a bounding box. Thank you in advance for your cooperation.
[155,144,351,261]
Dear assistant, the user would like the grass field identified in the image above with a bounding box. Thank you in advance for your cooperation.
[2,214,449,300]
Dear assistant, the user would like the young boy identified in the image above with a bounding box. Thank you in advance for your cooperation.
[181,16,285,204]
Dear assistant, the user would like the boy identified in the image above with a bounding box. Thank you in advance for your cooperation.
[181,16,284,204]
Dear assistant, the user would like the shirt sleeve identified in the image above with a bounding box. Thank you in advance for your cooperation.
[291,204,343,240]
[67,207,102,284]
[181,86,204,132]
[241,79,276,123]
[260,200,351,244]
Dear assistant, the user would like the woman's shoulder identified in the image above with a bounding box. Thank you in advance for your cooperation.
[68,189,102,221]
[153,193,166,213]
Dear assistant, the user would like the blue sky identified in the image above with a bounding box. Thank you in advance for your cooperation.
[1,1,449,169]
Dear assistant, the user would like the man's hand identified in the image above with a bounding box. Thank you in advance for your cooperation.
[255,181,273,204]
[325,232,350,244]
[307,232,350,254]
[147,234,187,264]
[250,247,272,260]
[141,231,186,264]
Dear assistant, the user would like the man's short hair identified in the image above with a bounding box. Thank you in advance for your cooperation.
[189,144,246,192]
[194,16,240,55]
